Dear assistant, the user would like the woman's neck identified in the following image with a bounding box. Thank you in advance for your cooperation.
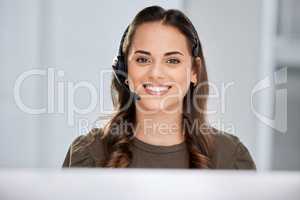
[133,110,185,146]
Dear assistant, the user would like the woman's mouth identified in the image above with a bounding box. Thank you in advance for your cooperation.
[143,83,172,96]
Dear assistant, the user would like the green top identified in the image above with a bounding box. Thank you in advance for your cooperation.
[62,128,256,170]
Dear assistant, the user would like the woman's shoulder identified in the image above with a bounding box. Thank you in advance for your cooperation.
[62,128,107,168]
[206,127,256,170]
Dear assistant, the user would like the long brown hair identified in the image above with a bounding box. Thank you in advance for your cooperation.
[101,5,215,168]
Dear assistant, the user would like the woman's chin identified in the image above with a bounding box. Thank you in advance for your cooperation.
[135,99,180,114]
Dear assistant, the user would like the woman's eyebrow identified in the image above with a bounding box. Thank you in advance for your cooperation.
[134,50,184,56]
[164,51,184,56]
[134,50,151,55]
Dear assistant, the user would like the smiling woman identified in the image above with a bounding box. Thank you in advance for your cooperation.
[62,5,256,169]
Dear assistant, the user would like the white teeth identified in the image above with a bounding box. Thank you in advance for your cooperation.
[145,85,169,92]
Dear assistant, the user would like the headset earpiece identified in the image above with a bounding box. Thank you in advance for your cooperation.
[192,40,199,57]
[112,25,141,101]
[112,26,130,87]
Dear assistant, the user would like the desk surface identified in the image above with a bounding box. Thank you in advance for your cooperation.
[0,168,299,200]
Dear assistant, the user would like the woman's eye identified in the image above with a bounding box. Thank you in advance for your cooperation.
[136,57,149,63]
[167,58,180,64]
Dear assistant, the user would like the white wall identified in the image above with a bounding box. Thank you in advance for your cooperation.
[184,0,263,168]
[0,0,183,168]
[0,0,40,167]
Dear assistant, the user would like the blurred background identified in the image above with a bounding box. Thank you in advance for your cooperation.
[0,0,299,171]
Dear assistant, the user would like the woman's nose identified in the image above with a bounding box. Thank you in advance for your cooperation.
[148,61,165,79]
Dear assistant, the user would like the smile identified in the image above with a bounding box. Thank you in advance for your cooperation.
[142,83,172,96]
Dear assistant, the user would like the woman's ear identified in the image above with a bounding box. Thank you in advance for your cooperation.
[191,73,197,84]
[191,57,201,84]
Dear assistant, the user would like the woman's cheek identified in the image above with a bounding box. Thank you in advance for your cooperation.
[170,68,191,96]
[128,66,144,90]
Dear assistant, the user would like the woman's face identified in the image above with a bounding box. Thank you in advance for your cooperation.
[127,21,197,114]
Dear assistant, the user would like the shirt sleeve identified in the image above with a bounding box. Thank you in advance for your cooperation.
[232,141,256,170]
[62,145,71,167]
[62,135,95,168]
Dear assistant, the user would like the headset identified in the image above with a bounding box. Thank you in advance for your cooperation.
[112,24,200,102]
[112,25,141,101]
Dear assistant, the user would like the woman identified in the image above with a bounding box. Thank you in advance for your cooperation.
[62,6,256,169]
